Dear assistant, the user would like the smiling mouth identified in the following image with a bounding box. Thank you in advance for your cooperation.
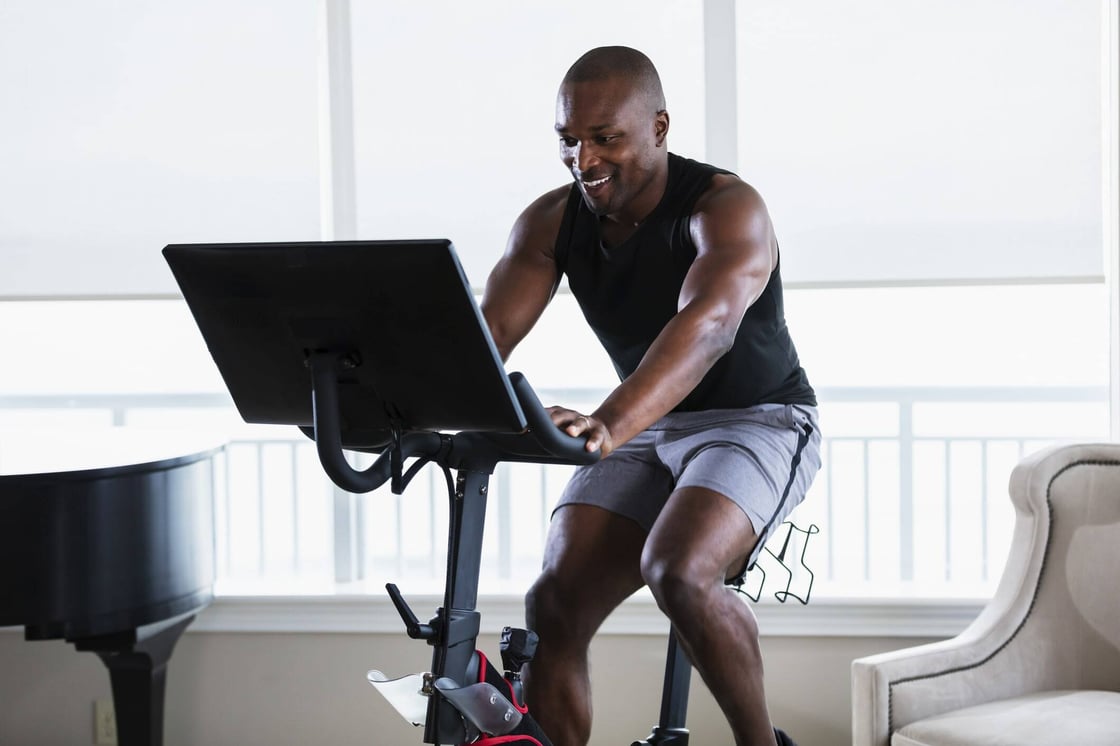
[581,174,612,189]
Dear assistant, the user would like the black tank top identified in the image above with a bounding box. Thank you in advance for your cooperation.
[554,153,816,411]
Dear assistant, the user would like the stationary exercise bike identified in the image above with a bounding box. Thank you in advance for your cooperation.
[164,238,778,746]
[321,363,706,746]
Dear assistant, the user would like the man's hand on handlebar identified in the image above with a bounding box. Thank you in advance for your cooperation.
[548,406,614,457]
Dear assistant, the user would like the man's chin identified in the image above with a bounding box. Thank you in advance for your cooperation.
[579,190,612,217]
[583,201,608,217]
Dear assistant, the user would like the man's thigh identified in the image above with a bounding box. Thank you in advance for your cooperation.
[654,404,821,568]
[535,504,646,629]
[552,429,675,533]
[643,485,760,584]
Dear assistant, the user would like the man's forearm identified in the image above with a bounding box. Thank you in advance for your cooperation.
[591,306,736,447]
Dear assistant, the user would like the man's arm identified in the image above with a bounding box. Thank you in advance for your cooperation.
[566,176,777,454]
[480,186,569,361]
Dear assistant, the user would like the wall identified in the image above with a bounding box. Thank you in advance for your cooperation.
[0,624,938,746]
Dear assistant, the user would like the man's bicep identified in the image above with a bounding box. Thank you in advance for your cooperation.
[480,212,562,361]
[681,183,775,318]
[481,253,557,358]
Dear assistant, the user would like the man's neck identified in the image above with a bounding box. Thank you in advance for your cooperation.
[604,160,670,231]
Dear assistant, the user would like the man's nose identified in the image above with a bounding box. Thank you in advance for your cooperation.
[573,142,599,174]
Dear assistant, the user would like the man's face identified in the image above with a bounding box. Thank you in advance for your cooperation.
[555,76,668,221]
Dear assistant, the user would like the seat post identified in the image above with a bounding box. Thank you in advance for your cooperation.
[632,628,691,745]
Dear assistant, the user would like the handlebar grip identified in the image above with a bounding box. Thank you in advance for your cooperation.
[508,372,599,465]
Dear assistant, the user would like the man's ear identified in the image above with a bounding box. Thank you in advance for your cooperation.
[654,110,670,146]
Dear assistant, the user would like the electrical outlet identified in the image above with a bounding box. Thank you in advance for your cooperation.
[94,699,117,746]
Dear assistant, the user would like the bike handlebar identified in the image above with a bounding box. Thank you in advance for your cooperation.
[310,355,598,494]
[498,372,600,466]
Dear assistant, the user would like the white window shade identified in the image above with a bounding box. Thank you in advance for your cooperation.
[350,0,706,288]
[0,1,321,298]
[737,0,1104,286]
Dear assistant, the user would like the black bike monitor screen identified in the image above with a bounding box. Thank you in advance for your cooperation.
[163,239,527,446]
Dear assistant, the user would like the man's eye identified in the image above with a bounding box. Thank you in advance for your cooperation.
[560,137,577,147]
[596,135,619,145]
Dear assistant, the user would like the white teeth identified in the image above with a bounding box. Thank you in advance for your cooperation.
[582,175,611,188]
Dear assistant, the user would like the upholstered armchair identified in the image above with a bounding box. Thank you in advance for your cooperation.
[851,442,1120,746]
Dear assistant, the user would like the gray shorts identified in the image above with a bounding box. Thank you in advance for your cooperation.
[555,403,822,567]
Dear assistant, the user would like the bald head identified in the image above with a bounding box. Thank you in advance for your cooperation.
[562,46,666,114]
[554,47,671,221]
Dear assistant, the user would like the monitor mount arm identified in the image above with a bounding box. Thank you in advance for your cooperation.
[308,350,448,495]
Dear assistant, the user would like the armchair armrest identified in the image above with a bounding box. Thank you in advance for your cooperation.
[852,444,1120,746]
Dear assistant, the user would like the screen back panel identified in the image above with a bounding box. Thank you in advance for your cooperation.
[164,239,526,446]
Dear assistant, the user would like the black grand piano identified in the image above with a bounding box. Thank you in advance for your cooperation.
[0,428,223,746]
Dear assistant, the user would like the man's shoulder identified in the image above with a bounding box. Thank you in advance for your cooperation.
[684,164,775,257]
[515,183,573,236]
[667,153,760,214]
[523,183,573,223]
[693,171,765,218]
[507,183,574,258]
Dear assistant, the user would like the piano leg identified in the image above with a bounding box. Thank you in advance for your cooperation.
[73,611,200,746]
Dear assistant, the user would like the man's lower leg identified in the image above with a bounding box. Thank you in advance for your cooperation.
[658,581,777,746]
[522,637,593,746]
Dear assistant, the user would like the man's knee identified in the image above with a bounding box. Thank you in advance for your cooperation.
[640,548,712,618]
[526,571,595,644]
[640,550,755,621]
[525,571,559,622]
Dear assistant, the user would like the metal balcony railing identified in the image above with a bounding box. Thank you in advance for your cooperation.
[0,385,1108,597]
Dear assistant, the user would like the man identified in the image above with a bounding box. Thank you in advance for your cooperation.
[480,46,820,746]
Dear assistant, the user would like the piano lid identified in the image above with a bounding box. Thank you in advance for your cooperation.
[0,428,226,639]
[0,428,226,480]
